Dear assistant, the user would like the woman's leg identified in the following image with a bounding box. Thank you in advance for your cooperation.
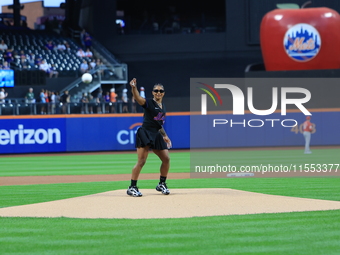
[152,149,170,177]
[131,146,150,180]
[153,149,171,195]
[127,146,150,197]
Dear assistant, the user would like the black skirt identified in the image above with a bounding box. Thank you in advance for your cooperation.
[135,127,168,150]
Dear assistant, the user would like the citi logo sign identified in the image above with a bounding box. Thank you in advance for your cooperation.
[0,125,61,145]
[117,122,142,145]
[200,84,311,116]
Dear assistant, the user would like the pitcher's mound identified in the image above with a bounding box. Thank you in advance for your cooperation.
[1,188,340,219]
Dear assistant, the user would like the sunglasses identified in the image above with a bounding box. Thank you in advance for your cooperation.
[153,89,165,93]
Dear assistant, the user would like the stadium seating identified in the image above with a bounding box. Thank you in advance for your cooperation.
[0,29,90,76]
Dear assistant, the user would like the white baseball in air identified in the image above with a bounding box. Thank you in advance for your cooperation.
[82,73,93,84]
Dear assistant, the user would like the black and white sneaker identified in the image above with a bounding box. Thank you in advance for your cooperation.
[156,182,170,195]
[127,186,143,197]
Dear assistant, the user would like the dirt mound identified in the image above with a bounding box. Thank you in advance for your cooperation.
[1,188,340,219]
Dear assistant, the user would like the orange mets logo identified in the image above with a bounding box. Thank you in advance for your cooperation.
[284,23,321,62]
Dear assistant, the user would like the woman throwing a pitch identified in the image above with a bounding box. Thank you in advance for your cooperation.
[127,78,172,197]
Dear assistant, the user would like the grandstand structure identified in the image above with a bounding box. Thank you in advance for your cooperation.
[0,27,128,115]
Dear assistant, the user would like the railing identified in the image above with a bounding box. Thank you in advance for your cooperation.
[61,68,100,95]
[60,65,127,98]
[91,38,128,82]
[91,38,122,65]
[0,101,142,115]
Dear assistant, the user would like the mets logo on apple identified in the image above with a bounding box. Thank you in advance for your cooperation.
[283,23,321,62]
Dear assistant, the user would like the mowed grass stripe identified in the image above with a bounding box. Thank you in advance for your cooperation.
[0,149,338,177]
[0,152,190,176]
[1,210,340,255]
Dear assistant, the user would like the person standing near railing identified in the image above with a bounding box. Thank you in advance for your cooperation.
[104,91,110,113]
[60,90,70,114]
[50,91,56,114]
[25,88,35,103]
[110,88,117,113]
[0,88,8,103]
[55,91,61,114]
[96,89,104,114]
[122,88,129,113]
[81,92,89,114]
[39,89,46,114]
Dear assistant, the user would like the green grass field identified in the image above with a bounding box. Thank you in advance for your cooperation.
[1,148,339,176]
[0,148,340,254]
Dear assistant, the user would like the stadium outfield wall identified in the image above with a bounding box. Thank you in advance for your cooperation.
[0,110,339,154]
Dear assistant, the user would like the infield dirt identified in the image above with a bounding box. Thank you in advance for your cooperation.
[1,188,340,219]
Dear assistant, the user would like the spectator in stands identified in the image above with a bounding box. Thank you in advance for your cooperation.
[84,48,93,58]
[40,89,47,114]
[96,59,103,75]
[0,40,8,52]
[80,29,86,49]
[87,93,95,114]
[19,50,27,59]
[87,61,94,72]
[60,90,70,114]
[96,59,109,78]
[39,60,58,78]
[79,59,89,74]
[50,91,56,114]
[13,50,20,60]
[0,88,8,103]
[55,91,61,114]
[84,32,93,50]
[1,61,11,70]
[110,88,117,113]
[64,41,71,52]
[46,90,51,114]
[39,59,49,72]
[57,41,66,51]
[50,64,59,78]
[122,88,129,113]
[96,89,104,113]
[89,58,97,69]
[19,51,28,69]
[35,56,42,67]
[140,87,146,99]
[104,91,110,113]
[81,92,89,114]
[45,40,55,51]
[19,56,29,69]
[25,88,35,103]
[9,50,20,69]
[76,48,86,58]
[131,96,137,113]
[3,48,14,64]
[27,52,36,68]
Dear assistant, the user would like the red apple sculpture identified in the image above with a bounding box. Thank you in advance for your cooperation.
[260,4,340,71]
